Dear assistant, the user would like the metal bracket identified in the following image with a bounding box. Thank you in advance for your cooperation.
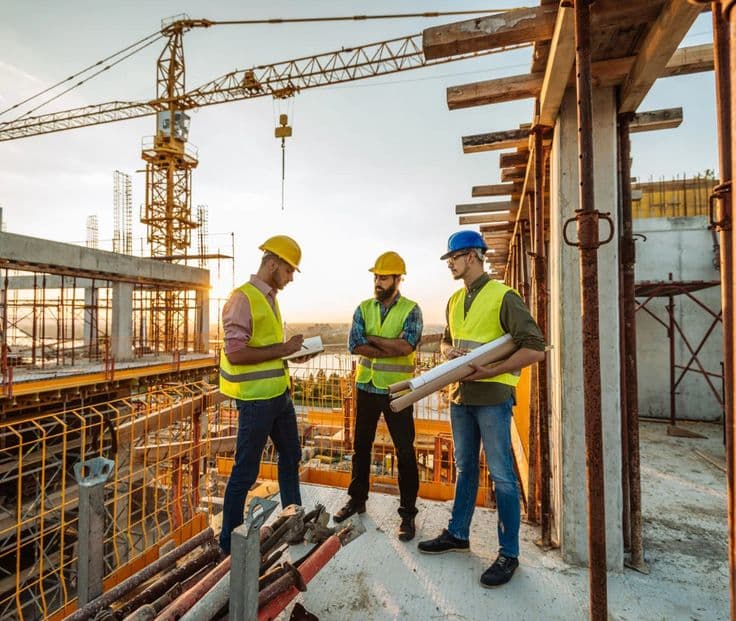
[562,210,615,248]
[75,457,114,607]
[74,456,115,487]
[708,181,731,231]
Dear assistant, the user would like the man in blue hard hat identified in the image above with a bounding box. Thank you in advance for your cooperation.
[418,230,545,588]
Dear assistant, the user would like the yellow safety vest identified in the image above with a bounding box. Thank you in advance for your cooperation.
[448,279,520,387]
[355,296,417,389]
[219,282,289,401]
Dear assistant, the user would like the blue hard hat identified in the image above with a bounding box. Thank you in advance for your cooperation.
[440,230,488,260]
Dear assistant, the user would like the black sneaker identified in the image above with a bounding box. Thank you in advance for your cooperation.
[480,553,519,587]
[397,516,416,542]
[417,529,469,554]
[333,500,366,523]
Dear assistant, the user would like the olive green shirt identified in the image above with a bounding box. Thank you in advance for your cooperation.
[443,273,545,406]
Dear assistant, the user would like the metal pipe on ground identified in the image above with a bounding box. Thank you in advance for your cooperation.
[64,527,215,621]
[617,111,648,574]
[719,0,736,616]
[115,545,221,619]
[154,557,231,621]
[572,0,608,618]
[257,536,341,621]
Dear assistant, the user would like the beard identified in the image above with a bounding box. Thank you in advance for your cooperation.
[375,282,397,301]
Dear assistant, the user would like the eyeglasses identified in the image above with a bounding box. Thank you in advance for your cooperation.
[446,251,470,263]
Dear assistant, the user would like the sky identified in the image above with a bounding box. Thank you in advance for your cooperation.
[0,1,717,325]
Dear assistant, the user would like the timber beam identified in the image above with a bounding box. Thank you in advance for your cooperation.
[501,168,526,183]
[630,107,683,133]
[423,2,665,61]
[499,151,530,169]
[422,5,557,60]
[619,0,703,113]
[448,43,713,110]
[456,201,515,215]
[459,213,512,225]
[472,182,520,197]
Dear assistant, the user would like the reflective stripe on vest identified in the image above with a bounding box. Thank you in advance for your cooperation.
[219,282,289,401]
[448,280,520,387]
[355,296,417,389]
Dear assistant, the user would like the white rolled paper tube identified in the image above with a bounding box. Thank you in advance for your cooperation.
[389,335,518,412]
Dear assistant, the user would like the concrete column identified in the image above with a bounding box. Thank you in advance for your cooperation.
[195,288,209,353]
[83,286,99,352]
[112,282,133,362]
[548,87,623,569]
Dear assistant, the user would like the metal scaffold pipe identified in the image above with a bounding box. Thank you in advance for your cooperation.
[571,0,609,618]
[532,124,552,549]
[617,111,647,574]
[717,0,736,617]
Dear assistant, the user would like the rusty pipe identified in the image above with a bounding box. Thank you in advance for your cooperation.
[64,527,215,621]
[533,126,552,548]
[717,2,736,617]
[617,111,647,573]
[154,556,231,621]
[573,1,608,618]
[257,535,342,621]
[115,545,221,619]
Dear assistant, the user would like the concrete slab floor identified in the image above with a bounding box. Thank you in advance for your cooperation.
[271,420,727,620]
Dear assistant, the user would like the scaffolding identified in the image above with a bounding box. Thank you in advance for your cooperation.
[112,171,133,255]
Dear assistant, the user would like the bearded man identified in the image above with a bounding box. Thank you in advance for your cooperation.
[333,251,423,542]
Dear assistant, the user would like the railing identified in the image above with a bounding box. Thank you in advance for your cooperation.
[0,351,505,619]
[0,381,218,620]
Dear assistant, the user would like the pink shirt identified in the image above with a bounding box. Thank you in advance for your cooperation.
[222,275,279,355]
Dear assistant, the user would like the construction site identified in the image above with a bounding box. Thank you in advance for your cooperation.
[0,1,732,620]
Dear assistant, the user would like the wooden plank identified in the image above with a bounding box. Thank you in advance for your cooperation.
[538,5,575,126]
[630,107,683,133]
[472,183,519,197]
[480,223,515,233]
[462,128,529,154]
[456,201,515,215]
[501,168,525,183]
[422,5,557,61]
[499,151,529,169]
[665,42,713,77]
[459,213,511,225]
[450,44,712,110]
[619,0,702,113]
[423,1,664,61]
[448,73,542,110]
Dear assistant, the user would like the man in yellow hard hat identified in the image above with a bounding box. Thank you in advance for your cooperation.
[334,251,423,542]
[218,234,307,554]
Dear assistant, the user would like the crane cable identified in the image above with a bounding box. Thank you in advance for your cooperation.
[206,9,528,26]
[0,29,164,120]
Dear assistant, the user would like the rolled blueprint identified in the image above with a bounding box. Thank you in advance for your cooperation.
[389,334,517,412]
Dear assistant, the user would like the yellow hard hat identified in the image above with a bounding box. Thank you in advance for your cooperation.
[369,251,406,275]
[259,235,302,271]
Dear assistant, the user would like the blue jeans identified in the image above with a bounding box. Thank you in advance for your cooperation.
[219,390,302,553]
[448,398,520,558]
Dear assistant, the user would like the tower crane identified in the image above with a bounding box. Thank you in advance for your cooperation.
[0,13,526,350]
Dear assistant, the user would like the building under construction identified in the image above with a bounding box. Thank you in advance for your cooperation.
[0,1,732,620]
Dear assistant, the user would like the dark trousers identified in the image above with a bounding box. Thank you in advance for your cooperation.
[347,388,419,518]
[219,390,302,553]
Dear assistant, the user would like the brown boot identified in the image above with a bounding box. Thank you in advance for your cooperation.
[397,516,416,542]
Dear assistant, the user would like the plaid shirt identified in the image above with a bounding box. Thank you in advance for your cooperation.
[348,294,423,394]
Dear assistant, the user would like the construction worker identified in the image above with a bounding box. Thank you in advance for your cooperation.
[218,235,308,555]
[418,230,545,588]
[334,251,423,542]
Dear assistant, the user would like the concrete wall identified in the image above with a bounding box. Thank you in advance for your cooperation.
[548,88,623,569]
[634,216,723,421]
